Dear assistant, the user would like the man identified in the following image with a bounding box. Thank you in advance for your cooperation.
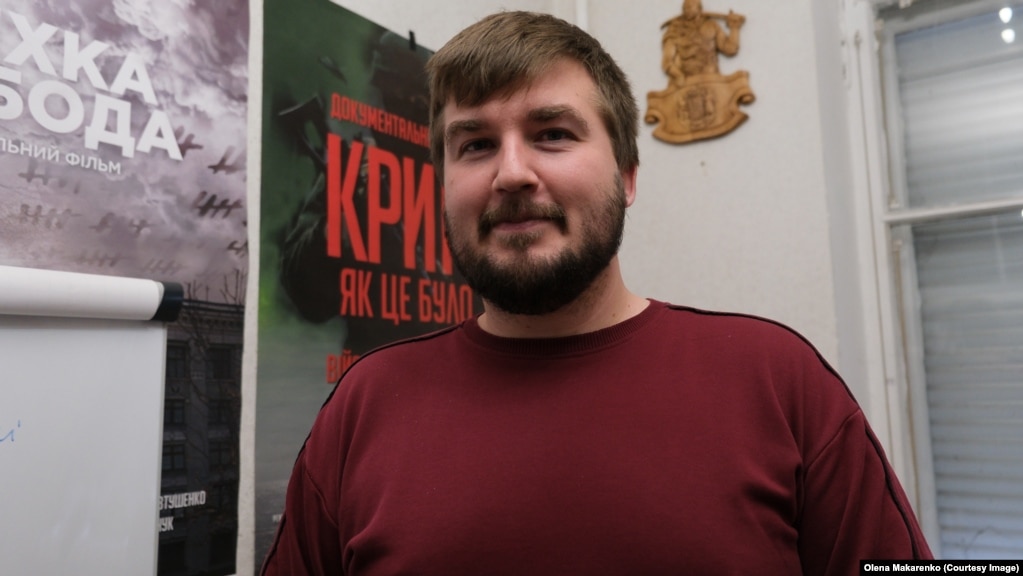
[261,11,932,575]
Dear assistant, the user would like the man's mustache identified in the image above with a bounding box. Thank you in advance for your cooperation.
[478,200,567,235]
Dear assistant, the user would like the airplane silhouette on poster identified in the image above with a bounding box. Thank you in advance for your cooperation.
[175,127,204,157]
[208,146,244,175]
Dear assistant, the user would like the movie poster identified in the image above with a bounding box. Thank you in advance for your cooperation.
[256,0,480,567]
[0,2,248,575]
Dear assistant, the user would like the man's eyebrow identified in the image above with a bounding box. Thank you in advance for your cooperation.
[444,119,484,146]
[528,105,589,131]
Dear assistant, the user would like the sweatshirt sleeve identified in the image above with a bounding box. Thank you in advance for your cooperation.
[797,408,933,574]
[259,450,343,576]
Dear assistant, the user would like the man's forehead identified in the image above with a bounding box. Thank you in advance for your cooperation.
[442,64,599,122]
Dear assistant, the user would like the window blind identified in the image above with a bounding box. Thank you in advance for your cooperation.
[888,2,1023,559]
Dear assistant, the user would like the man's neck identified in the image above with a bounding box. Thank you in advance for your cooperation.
[476,261,649,339]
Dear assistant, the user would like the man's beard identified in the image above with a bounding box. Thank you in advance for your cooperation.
[444,175,627,316]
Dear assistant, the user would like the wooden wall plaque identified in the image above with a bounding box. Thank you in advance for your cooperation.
[646,0,755,144]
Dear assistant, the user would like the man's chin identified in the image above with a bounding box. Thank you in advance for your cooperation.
[486,299,568,316]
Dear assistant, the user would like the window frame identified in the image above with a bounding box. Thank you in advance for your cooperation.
[849,0,1023,557]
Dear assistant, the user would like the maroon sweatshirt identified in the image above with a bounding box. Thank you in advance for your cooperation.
[262,300,932,575]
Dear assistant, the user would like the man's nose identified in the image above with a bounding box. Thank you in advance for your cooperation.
[492,139,539,194]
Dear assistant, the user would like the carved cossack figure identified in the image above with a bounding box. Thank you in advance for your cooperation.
[646,0,755,144]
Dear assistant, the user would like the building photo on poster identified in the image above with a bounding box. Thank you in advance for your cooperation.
[0,1,249,574]
[255,0,481,567]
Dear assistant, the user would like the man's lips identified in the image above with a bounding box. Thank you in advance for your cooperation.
[479,203,566,235]
[491,218,551,232]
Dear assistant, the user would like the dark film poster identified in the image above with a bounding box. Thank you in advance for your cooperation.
[0,2,249,575]
[256,0,481,567]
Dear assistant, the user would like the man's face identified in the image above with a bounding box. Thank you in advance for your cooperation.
[441,58,637,315]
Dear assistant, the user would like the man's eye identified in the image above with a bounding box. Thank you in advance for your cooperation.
[540,129,572,142]
[461,139,491,154]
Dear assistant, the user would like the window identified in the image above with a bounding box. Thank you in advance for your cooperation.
[166,341,189,380]
[206,345,237,381]
[210,481,238,512]
[209,398,236,426]
[164,398,186,428]
[162,443,187,475]
[876,0,1023,559]
[209,439,235,469]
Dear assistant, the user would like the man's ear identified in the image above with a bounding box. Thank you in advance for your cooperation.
[622,165,638,207]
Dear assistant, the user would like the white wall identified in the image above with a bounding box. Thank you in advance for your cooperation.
[600,1,841,363]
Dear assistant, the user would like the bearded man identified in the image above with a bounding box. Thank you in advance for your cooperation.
[262,11,932,576]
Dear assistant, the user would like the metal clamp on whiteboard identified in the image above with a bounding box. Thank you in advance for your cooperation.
[0,265,183,323]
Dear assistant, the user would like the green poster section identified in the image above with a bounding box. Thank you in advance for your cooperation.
[256,0,480,564]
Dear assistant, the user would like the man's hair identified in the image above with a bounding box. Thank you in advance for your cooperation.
[426,11,639,177]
